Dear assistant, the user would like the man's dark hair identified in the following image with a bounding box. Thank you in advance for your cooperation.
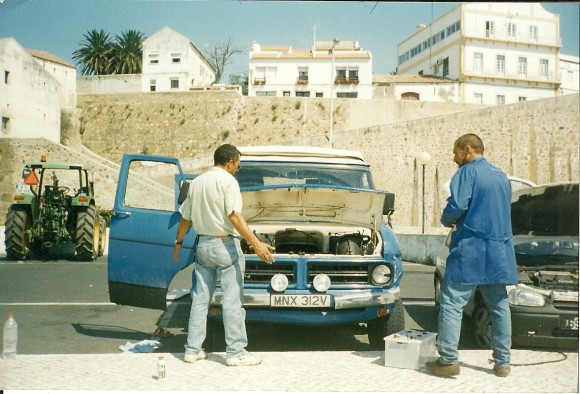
[455,133,485,154]
[214,144,241,166]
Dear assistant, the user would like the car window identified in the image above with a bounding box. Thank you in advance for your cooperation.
[125,161,178,211]
[236,163,373,189]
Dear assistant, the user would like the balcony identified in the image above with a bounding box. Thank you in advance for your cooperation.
[253,78,266,85]
[335,78,360,85]
[296,77,309,85]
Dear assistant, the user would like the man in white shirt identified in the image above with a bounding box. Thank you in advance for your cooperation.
[173,144,274,366]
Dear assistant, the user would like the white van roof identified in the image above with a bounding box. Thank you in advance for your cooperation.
[238,146,367,165]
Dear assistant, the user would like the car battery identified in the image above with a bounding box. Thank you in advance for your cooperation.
[384,330,437,370]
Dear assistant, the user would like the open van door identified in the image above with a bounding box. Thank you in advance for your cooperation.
[108,154,195,310]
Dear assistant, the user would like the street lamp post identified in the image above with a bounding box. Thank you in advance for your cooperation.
[416,151,432,234]
[329,38,339,148]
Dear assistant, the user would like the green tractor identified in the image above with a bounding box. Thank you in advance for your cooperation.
[4,158,106,261]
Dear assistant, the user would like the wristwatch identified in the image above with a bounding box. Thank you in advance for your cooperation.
[175,240,183,245]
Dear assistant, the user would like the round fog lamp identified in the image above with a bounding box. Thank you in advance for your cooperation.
[313,274,331,292]
[371,265,392,285]
[270,274,289,292]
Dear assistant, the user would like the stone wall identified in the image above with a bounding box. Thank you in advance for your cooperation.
[1,92,578,229]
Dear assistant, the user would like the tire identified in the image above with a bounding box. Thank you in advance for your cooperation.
[203,319,225,352]
[75,205,100,261]
[434,274,442,312]
[5,208,32,260]
[367,299,406,350]
[471,301,492,349]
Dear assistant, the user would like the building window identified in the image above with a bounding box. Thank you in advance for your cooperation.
[171,53,181,63]
[442,57,449,77]
[486,21,495,38]
[316,92,323,98]
[473,93,483,104]
[474,53,483,73]
[497,55,505,74]
[1,116,9,134]
[496,95,505,105]
[336,68,347,79]
[3,70,9,84]
[518,96,527,102]
[149,54,159,64]
[170,78,179,89]
[150,79,156,92]
[529,26,538,41]
[348,69,359,80]
[508,23,517,38]
[297,67,308,84]
[518,57,527,76]
[283,91,290,97]
[337,92,358,98]
[401,92,420,100]
[540,59,549,78]
[296,91,310,97]
[256,91,276,96]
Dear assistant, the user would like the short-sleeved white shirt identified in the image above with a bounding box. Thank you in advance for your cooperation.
[179,167,242,236]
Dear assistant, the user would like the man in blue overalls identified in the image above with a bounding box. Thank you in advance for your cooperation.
[426,133,517,378]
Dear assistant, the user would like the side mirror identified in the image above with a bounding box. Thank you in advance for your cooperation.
[177,181,190,205]
[383,192,395,215]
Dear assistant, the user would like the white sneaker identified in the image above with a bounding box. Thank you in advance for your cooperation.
[183,350,208,363]
[225,352,262,366]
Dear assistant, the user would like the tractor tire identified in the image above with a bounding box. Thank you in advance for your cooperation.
[97,214,107,257]
[5,208,32,261]
[367,298,406,349]
[75,205,100,261]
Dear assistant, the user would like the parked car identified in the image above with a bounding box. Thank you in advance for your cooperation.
[434,182,579,349]
[107,146,405,349]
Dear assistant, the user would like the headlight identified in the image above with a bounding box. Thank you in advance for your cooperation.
[270,274,289,292]
[313,274,331,292]
[508,286,546,307]
[371,265,392,286]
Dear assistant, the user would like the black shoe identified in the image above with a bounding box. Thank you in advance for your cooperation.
[425,359,460,377]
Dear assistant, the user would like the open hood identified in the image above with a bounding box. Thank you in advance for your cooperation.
[242,186,386,228]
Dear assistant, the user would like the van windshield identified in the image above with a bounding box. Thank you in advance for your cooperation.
[235,162,375,190]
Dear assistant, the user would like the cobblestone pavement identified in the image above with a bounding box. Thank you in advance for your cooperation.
[0,349,577,392]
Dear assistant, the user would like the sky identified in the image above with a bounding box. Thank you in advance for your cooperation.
[1,0,579,82]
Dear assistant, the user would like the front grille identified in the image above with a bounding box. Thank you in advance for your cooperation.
[552,300,579,311]
[244,261,295,284]
[308,263,370,285]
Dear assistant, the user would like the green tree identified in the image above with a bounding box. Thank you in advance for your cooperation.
[112,30,145,74]
[72,29,114,75]
[229,73,248,95]
[206,38,243,83]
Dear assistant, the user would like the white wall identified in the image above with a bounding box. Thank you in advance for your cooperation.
[33,57,77,109]
[77,74,142,94]
[0,38,61,143]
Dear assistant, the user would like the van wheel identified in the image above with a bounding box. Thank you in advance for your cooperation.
[367,299,406,350]
[471,301,492,348]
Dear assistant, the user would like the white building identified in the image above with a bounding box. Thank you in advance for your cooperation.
[0,37,61,143]
[372,74,460,102]
[28,49,77,109]
[396,3,563,105]
[248,41,373,99]
[559,54,580,95]
[141,26,216,92]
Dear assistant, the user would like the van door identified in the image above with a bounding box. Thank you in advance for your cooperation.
[108,154,195,310]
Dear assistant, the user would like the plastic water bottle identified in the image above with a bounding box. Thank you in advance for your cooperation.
[157,356,166,380]
[3,311,18,359]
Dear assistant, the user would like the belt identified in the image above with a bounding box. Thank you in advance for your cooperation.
[198,234,237,240]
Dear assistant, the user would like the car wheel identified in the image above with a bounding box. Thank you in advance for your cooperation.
[434,274,442,312]
[471,301,492,348]
[367,299,406,350]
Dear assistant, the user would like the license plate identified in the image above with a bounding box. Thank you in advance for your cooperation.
[271,294,331,308]
[561,316,579,330]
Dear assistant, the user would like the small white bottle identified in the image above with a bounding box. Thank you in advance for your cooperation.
[157,356,166,380]
[3,311,18,359]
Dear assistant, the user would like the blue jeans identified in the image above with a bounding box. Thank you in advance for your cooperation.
[184,236,248,358]
[438,283,511,367]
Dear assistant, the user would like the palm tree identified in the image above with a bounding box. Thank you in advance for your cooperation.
[112,30,145,74]
[72,29,114,75]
